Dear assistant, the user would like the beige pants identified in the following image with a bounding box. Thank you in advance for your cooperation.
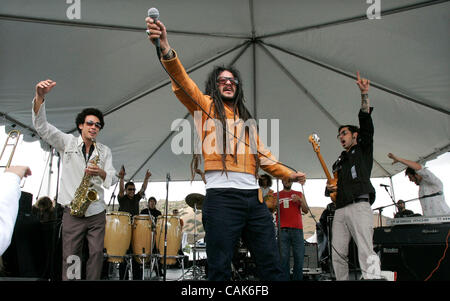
[62,207,105,280]
[331,201,381,280]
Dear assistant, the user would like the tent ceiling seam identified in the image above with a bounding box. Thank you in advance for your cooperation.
[127,41,252,178]
[249,0,256,39]
[0,14,250,39]
[258,0,449,39]
[129,112,191,181]
[258,43,392,177]
[65,41,251,134]
[261,42,449,116]
[257,43,341,128]
[0,112,38,137]
[252,43,257,119]
[3,1,447,40]
[417,143,450,166]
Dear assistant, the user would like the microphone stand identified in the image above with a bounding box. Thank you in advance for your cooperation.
[276,179,281,255]
[373,192,441,222]
[108,180,119,211]
[379,186,397,227]
[162,173,170,281]
[49,149,61,280]
[382,186,397,207]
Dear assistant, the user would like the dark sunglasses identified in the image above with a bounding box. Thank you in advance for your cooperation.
[127,188,136,191]
[85,120,102,129]
[216,76,239,86]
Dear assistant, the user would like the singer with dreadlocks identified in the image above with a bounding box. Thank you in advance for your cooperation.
[146,17,306,281]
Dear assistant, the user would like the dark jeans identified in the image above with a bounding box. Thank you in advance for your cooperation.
[279,228,305,280]
[202,188,285,281]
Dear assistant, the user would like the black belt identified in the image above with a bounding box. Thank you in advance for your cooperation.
[352,198,369,204]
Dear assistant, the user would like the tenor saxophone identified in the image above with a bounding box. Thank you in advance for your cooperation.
[70,142,100,217]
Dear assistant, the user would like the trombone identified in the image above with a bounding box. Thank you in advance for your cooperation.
[0,129,21,168]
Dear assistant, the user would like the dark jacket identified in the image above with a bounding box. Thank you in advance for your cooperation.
[394,209,415,218]
[332,109,376,209]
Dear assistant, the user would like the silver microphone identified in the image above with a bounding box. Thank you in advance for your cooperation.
[147,7,161,57]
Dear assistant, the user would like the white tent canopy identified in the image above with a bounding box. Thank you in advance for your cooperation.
[1,0,449,182]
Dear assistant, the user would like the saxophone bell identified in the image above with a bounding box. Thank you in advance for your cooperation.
[86,188,99,203]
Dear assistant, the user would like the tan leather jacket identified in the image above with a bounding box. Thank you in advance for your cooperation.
[163,51,293,181]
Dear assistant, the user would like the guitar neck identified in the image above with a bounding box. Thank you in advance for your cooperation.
[315,152,333,181]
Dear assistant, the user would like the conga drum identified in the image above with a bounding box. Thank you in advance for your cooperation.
[155,215,182,265]
[104,211,132,263]
[132,215,154,264]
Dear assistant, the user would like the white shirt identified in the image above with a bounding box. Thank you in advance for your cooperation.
[205,171,259,190]
[0,172,21,255]
[32,101,117,217]
[417,167,450,216]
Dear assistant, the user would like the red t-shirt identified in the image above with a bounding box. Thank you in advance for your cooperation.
[276,190,303,229]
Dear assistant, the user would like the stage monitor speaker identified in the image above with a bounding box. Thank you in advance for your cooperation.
[374,223,450,280]
[377,243,449,281]
[303,242,319,269]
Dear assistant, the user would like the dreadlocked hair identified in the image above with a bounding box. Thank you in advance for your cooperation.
[190,153,202,182]
[189,65,260,179]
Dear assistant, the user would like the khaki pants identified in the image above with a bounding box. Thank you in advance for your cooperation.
[62,207,105,280]
[331,201,381,280]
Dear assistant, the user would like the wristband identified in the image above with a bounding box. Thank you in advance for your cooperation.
[162,48,174,60]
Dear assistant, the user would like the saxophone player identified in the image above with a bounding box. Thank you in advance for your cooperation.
[32,79,117,280]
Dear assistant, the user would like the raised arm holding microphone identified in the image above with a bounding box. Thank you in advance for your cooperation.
[145,14,306,281]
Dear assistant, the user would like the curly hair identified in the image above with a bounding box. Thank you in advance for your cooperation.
[75,108,105,133]
[32,196,55,223]
[258,174,273,188]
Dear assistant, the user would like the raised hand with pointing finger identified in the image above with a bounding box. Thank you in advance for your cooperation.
[356,71,370,94]
[356,71,370,113]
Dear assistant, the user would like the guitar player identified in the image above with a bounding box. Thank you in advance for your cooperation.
[325,72,381,280]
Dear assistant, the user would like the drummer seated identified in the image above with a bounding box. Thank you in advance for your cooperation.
[394,200,416,218]
[140,197,162,221]
[172,209,184,228]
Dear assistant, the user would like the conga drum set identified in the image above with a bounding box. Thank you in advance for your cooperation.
[103,209,185,280]
[155,215,182,266]
[104,211,132,264]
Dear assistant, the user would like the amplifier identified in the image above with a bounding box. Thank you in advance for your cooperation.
[373,223,450,281]
[303,243,321,274]
[287,242,320,273]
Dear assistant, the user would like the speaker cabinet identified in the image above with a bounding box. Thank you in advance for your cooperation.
[374,224,450,281]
